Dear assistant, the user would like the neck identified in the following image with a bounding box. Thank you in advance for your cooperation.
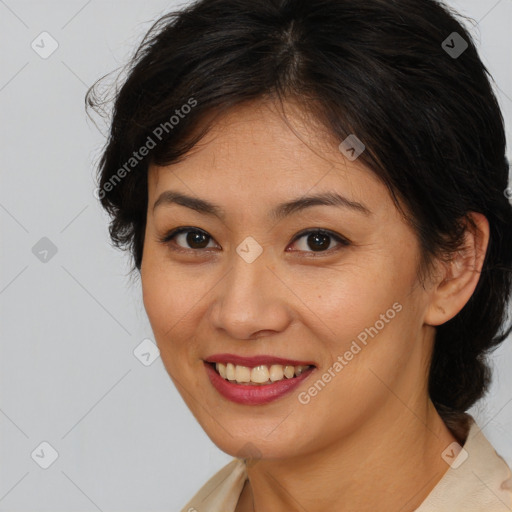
[237,399,459,512]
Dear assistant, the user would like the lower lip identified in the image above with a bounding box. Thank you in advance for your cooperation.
[204,362,315,405]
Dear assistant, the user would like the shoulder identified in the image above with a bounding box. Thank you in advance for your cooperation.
[180,458,247,512]
[415,415,512,511]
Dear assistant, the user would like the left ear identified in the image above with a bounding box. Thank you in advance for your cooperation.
[424,211,490,326]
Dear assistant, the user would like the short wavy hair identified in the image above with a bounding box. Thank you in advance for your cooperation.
[87,0,512,438]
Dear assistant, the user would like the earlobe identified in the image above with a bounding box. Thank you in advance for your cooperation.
[424,212,490,327]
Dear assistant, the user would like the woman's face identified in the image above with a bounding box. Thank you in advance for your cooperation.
[140,100,440,460]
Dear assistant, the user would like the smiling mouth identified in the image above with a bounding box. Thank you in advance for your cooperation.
[207,361,315,386]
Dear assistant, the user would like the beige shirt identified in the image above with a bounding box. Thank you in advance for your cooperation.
[180,417,512,511]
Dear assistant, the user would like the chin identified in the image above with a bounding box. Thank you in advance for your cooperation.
[198,413,314,461]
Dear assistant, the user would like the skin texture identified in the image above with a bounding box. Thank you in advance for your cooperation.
[140,99,490,511]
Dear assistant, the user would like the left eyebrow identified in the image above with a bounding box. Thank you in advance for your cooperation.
[270,191,373,220]
[152,190,373,220]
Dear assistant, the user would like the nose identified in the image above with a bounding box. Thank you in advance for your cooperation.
[209,248,293,340]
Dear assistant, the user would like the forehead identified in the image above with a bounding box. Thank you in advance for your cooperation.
[148,99,387,213]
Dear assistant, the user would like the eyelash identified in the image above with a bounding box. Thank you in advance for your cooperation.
[158,226,351,257]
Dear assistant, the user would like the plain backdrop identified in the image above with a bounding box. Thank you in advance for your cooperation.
[1,0,511,510]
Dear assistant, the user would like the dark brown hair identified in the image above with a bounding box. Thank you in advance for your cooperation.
[86,0,512,438]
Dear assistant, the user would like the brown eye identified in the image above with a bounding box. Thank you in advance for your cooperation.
[288,229,350,254]
[160,227,217,251]
[182,230,210,249]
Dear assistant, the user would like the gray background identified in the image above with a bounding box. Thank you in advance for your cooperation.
[0,0,511,510]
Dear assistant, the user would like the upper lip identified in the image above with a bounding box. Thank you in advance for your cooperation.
[204,353,316,368]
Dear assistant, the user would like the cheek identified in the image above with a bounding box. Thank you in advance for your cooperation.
[141,243,188,328]
[290,260,406,342]
[140,252,208,369]
[297,260,422,393]
[295,305,419,441]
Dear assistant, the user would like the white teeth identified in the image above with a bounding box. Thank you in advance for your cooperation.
[214,362,312,385]
[218,363,227,379]
[234,365,251,382]
[226,363,236,381]
[269,364,284,381]
[284,365,295,379]
[251,365,270,383]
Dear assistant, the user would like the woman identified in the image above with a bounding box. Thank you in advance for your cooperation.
[87,0,512,510]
